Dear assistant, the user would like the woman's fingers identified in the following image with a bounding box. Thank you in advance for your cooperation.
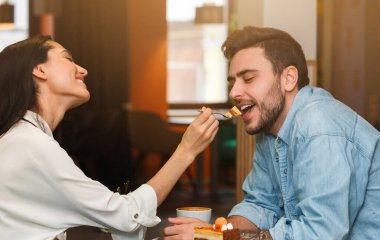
[205,117,219,139]
[196,108,219,136]
[192,107,213,126]
[194,109,219,145]
[183,109,217,141]
[178,107,220,158]
[206,121,219,143]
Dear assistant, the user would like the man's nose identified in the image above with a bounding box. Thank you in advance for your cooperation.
[229,81,243,100]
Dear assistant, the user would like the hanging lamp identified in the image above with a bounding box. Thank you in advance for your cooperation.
[0,0,15,30]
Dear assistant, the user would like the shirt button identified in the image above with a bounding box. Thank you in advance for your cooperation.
[134,213,139,219]
[283,169,287,174]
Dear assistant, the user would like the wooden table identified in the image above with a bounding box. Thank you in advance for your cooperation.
[240,231,260,239]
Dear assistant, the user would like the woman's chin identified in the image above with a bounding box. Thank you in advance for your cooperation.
[70,95,90,109]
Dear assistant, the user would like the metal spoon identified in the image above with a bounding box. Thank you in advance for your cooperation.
[198,110,230,119]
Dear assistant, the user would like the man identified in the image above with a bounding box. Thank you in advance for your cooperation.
[163,26,380,239]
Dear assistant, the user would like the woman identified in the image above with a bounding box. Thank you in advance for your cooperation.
[0,36,219,240]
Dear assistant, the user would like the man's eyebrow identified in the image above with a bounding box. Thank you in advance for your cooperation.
[236,69,258,77]
[227,75,235,81]
[228,69,258,81]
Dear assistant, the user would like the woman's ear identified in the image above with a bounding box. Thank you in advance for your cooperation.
[32,64,47,80]
[282,66,298,92]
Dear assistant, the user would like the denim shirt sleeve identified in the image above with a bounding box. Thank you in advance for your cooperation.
[229,137,282,230]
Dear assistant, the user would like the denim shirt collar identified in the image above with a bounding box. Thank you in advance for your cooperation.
[277,85,334,144]
[276,86,307,144]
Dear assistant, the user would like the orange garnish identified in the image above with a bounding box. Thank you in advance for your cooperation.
[214,217,228,231]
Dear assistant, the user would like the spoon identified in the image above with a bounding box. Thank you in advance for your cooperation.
[198,106,242,119]
[197,110,231,119]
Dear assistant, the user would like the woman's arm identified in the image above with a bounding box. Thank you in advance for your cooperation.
[147,107,219,205]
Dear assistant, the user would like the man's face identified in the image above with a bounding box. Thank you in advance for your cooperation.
[228,47,285,135]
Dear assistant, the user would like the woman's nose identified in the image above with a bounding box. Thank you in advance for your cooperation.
[77,65,88,77]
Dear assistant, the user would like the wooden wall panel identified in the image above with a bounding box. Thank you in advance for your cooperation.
[235,118,254,203]
[125,0,167,118]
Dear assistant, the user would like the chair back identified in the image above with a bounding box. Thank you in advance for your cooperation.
[126,110,182,156]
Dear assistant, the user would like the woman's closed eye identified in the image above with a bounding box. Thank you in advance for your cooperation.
[61,49,74,62]
[65,56,74,62]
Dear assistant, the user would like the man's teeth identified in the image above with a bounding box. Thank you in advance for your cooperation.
[76,79,84,83]
[241,105,253,111]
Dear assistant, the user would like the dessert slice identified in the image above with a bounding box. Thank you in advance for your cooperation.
[194,217,240,240]
[224,106,242,119]
[222,228,240,240]
[194,227,223,240]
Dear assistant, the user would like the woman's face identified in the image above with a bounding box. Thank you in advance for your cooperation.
[35,41,90,109]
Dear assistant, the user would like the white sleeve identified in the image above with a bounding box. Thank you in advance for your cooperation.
[30,137,161,233]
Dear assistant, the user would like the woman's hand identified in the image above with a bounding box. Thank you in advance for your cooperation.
[163,217,212,240]
[177,107,219,161]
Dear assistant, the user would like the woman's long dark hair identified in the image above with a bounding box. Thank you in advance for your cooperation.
[0,35,52,136]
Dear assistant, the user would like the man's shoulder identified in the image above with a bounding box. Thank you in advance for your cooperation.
[293,95,358,138]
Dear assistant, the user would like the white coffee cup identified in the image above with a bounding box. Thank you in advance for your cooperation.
[176,206,212,223]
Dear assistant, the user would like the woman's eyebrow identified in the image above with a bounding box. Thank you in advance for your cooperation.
[61,49,73,58]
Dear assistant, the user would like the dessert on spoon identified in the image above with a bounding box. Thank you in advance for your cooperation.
[199,106,242,119]
[223,106,242,118]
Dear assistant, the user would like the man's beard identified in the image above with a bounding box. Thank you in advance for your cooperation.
[246,79,285,135]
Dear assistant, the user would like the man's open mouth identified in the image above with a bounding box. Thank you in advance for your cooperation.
[240,104,255,115]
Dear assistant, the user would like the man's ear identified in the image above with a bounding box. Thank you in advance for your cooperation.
[32,64,47,80]
[282,66,298,91]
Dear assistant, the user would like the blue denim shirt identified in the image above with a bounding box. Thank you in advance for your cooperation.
[229,86,380,239]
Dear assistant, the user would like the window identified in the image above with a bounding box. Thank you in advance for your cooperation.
[0,0,29,51]
[166,0,228,105]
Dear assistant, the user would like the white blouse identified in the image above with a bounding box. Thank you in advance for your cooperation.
[0,111,160,240]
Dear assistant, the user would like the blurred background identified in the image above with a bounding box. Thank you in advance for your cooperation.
[1,0,379,238]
